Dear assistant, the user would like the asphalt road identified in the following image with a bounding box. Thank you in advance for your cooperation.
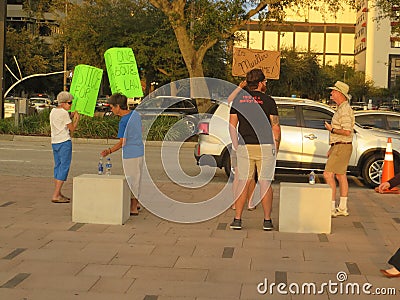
[0,138,368,188]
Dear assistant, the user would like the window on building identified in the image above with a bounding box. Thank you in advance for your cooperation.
[326,33,339,53]
[342,34,355,54]
[310,33,324,53]
[248,31,263,49]
[295,32,309,51]
[280,31,294,50]
[264,31,278,51]
[391,40,400,48]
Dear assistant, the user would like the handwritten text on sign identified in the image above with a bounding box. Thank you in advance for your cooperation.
[104,48,143,98]
[69,64,103,117]
[232,48,280,79]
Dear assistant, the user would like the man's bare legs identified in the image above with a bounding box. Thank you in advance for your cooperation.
[323,171,336,211]
[259,180,273,220]
[130,197,139,215]
[336,174,348,197]
[234,179,251,219]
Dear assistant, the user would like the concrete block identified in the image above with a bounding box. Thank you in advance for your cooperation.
[72,174,130,225]
[279,182,331,234]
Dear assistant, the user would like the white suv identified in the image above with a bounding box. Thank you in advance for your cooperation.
[194,97,400,188]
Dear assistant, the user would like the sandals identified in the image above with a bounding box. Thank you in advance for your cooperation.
[51,194,71,203]
[51,198,70,203]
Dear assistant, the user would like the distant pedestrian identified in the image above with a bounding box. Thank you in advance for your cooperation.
[229,69,281,230]
[100,93,144,216]
[323,81,355,217]
[50,91,80,203]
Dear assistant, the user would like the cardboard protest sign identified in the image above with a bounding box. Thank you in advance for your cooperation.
[232,48,280,79]
[69,64,103,117]
[104,48,143,98]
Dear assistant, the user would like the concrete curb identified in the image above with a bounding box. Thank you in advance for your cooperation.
[0,134,197,148]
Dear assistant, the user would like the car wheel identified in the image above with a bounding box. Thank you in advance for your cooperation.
[361,154,384,188]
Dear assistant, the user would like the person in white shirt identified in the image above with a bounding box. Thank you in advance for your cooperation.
[49,91,80,203]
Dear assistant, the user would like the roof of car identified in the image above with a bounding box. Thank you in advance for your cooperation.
[354,110,400,116]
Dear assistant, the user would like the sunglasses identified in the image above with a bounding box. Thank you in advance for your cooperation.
[66,101,73,105]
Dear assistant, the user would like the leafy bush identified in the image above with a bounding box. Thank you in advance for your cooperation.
[0,110,192,141]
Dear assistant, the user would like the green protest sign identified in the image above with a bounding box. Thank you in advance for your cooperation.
[69,64,103,117]
[104,48,143,98]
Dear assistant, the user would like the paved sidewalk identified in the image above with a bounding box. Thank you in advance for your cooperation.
[0,174,400,299]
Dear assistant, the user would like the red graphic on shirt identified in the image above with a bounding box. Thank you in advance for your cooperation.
[239,95,264,104]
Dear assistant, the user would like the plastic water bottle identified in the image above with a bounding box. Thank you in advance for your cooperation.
[105,157,112,176]
[309,170,315,185]
[98,157,104,175]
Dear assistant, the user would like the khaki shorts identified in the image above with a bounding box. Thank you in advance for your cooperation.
[123,156,144,199]
[236,144,276,180]
[325,144,352,175]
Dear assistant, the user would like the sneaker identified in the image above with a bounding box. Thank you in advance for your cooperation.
[335,207,349,217]
[230,218,242,230]
[263,219,274,231]
[331,209,338,218]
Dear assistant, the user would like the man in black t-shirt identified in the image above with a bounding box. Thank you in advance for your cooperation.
[229,69,281,231]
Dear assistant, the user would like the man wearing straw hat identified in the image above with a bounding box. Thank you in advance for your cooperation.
[323,81,355,217]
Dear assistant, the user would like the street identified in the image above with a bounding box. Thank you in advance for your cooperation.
[0,137,368,188]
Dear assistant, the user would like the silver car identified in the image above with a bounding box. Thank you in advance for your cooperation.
[194,97,400,188]
[354,110,400,133]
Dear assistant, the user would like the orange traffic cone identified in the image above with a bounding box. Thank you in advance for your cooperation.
[375,137,399,193]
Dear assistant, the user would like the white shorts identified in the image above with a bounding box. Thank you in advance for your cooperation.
[123,156,144,199]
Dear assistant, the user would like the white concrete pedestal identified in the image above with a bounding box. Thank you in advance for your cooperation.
[72,174,130,225]
[279,182,331,234]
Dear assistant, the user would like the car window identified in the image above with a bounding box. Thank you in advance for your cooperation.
[206,103,219,115]
[387,115,400,130]
[277,105,297,126]
[302,107,333,129]
[355,115,385,129]
[183,100,196,109]
[169,101,185,109]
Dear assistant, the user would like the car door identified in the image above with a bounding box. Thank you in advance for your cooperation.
[301,105,332,164]
[276,104,303,168]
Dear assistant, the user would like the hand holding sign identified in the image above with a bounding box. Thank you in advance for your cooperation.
[69,64,103,117]
[104,48,143,98]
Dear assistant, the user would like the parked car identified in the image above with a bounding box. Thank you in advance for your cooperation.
[127,97,142,109]
[136,96,199,134]
[355,110,400,133]
[351,101,366,111]
[95,97,111,112]
[194,97,400,188]
[29,96,52,113]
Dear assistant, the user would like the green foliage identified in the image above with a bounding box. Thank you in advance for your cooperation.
[72,115,120,139]
[58,0,186,90]
[143,116,192,141]
[0,110,184,141]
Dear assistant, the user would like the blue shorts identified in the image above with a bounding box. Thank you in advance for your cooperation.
[52,140,72,181]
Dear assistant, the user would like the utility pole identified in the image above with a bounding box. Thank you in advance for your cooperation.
[63,0,68,91]
[0,1,6,119]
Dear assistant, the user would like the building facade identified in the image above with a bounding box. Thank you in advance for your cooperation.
[237,1,400,89]
[236,3,356,66]
[355,0,400,89]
